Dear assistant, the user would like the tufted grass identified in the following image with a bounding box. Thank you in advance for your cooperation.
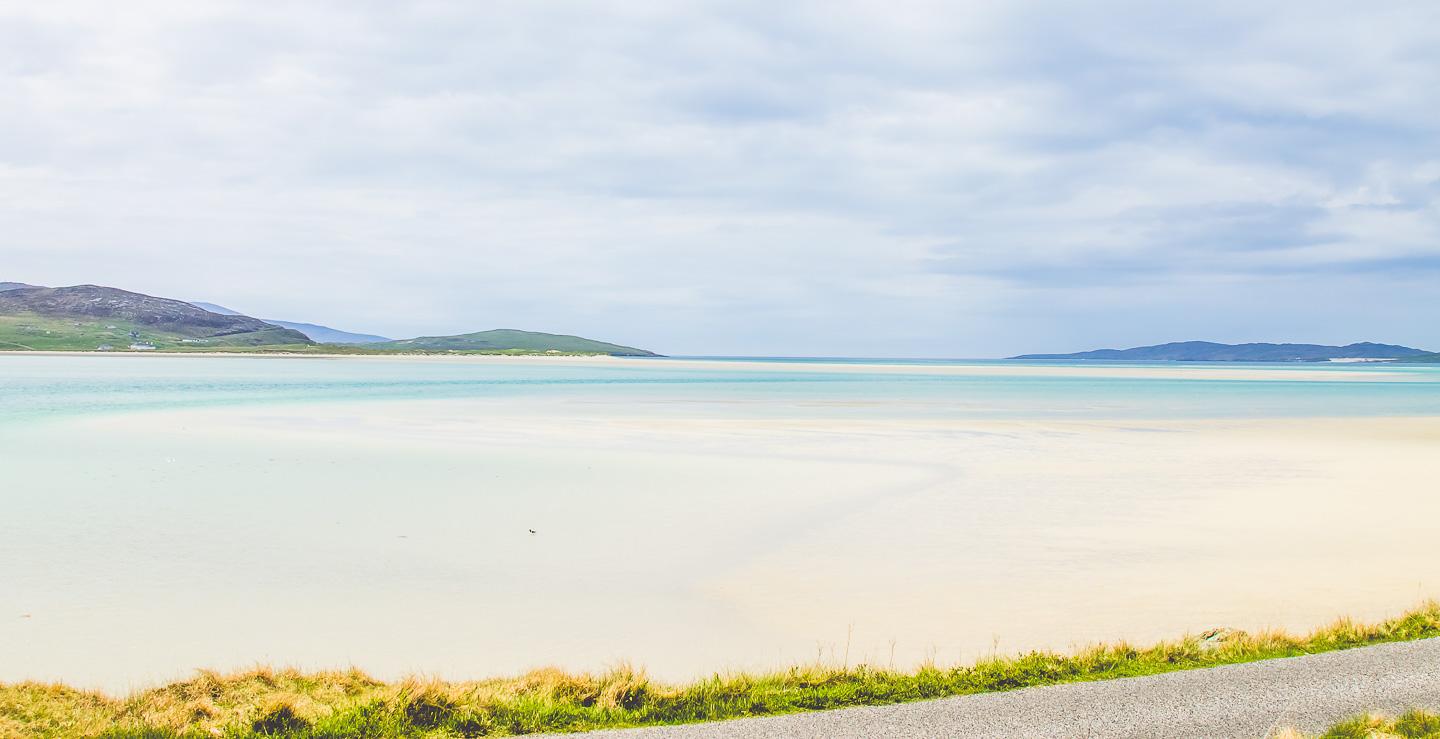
[1280,708,1440,738]
[5,602,1440,738]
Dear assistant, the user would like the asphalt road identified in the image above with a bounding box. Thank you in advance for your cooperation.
[552,638,1440,738]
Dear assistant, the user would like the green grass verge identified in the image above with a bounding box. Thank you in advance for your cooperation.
[5,603,1440,738]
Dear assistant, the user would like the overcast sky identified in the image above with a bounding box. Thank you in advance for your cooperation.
[3,1,1438,356]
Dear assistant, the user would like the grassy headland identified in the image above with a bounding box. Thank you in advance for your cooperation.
[158,344,641,356]
[0,314,306,352]
[5,602,1440,738]
[0,284,658,356]
[0,316,645,357]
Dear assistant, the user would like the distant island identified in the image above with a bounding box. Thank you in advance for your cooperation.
[188,301,393,345]
[0,282,658,356]
[1013,340,1434,362]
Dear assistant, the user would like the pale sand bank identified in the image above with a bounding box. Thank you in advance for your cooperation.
[5,397,1437,694]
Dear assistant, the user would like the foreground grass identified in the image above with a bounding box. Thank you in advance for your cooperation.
[1280,708,1440,738]
[6,603,1440,738]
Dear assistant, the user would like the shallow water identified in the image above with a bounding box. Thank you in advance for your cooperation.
[4,354,1440,425]
[3,355,1439,693]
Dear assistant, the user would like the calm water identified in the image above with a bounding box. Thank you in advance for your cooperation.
[3,354,1440,692]
[3,354,1439,426]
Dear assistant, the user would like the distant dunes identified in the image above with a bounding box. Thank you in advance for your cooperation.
[1013,340,1432,362]
[0,281,658,356]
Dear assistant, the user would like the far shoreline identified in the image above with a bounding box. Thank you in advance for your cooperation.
[0,349,643,361]
[1,349,1430,383]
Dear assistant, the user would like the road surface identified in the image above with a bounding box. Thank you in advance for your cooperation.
[552,638,1440,738]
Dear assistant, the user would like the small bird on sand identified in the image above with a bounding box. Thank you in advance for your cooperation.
[528,529,537,534]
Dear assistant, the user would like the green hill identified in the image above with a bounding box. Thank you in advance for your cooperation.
[0,285,313,351]
[0,283,656,356]
[374,329,657,356]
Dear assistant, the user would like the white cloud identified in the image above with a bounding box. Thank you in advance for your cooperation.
[2,0,1439,355]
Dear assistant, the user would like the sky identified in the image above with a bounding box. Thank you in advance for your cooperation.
[2,1,1438,357]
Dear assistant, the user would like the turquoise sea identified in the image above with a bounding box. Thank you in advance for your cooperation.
[3,354,1439,426]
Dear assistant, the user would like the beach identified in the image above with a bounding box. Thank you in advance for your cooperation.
[3,355,1439,694]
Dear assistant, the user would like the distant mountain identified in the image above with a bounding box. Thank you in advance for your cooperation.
[0,285,312,350]
[267,320,391,344]
[1013,341,1431,362]
[1406,353,1440,363]
[190,301,391,344]
[187,301,244,316]
[375,329,658,356]
[0,282,38,292]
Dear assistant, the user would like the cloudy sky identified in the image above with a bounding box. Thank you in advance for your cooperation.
[3,1,1438,356]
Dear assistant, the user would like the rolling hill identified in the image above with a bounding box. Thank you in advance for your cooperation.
[187,302,651,354]
[375,329,658,356]
[1012,341,1431,362]
[0,282,656,355]
[189,302,391,344]
[0,285,312,350]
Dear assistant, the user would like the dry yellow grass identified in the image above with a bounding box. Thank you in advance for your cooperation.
[4,602,1439,737]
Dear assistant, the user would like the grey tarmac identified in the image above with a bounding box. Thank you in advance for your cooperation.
[552,637,1440,738]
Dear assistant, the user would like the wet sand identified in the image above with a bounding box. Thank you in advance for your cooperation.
[5,391,1438,693]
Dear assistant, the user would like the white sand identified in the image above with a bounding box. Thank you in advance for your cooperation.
[6,396,1435,693]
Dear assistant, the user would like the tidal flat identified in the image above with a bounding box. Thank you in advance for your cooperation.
[2,354,1439,694]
